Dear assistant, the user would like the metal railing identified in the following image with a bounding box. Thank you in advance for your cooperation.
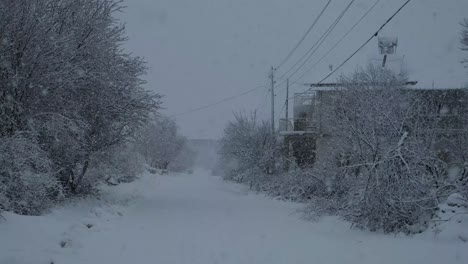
[279,118,319,133]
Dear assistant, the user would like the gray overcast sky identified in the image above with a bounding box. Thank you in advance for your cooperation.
[120,0,468,139]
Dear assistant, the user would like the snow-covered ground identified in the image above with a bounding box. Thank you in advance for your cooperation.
[1,169,467,264]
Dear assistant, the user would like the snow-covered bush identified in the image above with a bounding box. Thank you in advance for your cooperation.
[219,112,280,185]
[219,112,332,202]
[28,114,87,192]
[217,65,467,234]
[86,144,146,189]
[136,115,194,171]
[313,65,458,233]
[0,0,160,198]
[0,0,160,213]
[0,134,62,215]
[168,143,196,173]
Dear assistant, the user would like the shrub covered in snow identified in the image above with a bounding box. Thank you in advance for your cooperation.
[136,115,195,172]
[87,144,146,189]
[312,65,457,233]
[0,134,62,215]
[168,143,196,173]
[218,112,280,185]
[0,0,160,214]
[219,65,468,234]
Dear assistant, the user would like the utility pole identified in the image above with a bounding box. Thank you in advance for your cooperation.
[285,78,289,121]
[285,78,292,172]
[270,66,275,133]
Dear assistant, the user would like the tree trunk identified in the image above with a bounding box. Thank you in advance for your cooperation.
[71,159,90,193]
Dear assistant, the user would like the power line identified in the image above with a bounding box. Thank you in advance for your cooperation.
[170,85,265,118]
[255,79,271,115]
[315,0,412,85]
[293,0,382,83]
[276,0,356,84]
[277,81,300,118]
[170,0,411,119]
[281,0,356,82]
[172,1,355,119]
[288,0,413,101]
[276,0,333,70]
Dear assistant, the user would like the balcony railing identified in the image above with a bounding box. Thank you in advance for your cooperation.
[279,118,319,134]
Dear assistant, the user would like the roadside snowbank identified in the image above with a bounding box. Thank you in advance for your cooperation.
[1,170,467,264]
[423,193,468,243]
[0,172,157,264]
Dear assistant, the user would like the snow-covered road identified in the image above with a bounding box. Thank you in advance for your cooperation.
[1,170,467,264]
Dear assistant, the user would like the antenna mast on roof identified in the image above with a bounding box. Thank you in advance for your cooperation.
[378,37,398,67]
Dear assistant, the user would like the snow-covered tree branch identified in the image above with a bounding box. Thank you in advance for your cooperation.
[0,0,161,214]
[218,112,279,187]
[136,115,194,172]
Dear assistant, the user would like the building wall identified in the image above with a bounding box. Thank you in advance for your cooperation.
[285,88,468,168]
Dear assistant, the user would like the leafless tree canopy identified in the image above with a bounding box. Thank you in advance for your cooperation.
[219,112,279,185]
[219,65,468,233]
[0,0,161,214]
[136,115,195,172]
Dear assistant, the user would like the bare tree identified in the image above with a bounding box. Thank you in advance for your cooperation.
[317,65,443,232]
[0,0,161,213]
[218,112,279,186]
[0,134,61,215]
[136,116,190,171]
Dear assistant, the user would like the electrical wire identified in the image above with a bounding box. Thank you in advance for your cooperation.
[293,0,382,83]
[276,0,356,84]
[277,82,300,120]
[256,79,272,116]
[315,0,412,85]
[287,0,413,101]
[170,85,266,118]
[276,0,333,70]
[169,0,412,119]
[282,0,356,82]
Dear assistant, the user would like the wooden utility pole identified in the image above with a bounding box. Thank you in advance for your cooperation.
[270,66,275,133]
[285,78,292,172]
[285,78,289,121]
